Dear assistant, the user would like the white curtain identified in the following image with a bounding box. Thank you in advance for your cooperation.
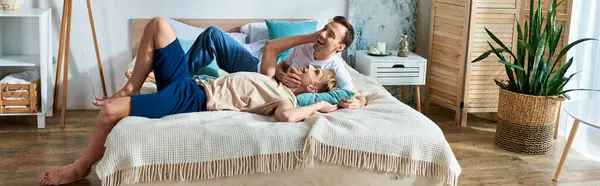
[557,0,600,161]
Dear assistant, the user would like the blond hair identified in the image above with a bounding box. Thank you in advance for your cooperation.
[318,70,338,92]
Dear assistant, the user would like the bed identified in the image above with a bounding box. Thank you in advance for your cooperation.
[95,18,461,186]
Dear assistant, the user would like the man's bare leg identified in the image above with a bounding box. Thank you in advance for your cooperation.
[40,97,131,185]
[94,17,176,106]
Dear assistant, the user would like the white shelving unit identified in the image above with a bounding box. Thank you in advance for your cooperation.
[0,8,53,128]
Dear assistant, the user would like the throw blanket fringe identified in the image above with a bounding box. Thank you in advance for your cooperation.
[101,151,306,186]
[305,136,458,186]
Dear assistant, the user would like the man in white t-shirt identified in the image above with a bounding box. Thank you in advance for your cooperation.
[262,16,367,108]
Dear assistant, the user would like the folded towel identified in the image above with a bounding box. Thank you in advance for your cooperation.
[0,69,40,84]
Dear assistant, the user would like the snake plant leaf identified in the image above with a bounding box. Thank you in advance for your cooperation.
[488,42,518,91]
[516,39,529,93]
[546,58,574,95]
[485,28,517,62]
[524,21,529,42]
[563,93,571,99]
[555,38,598,65]
[557,0,565,9]
[559,89,600,95]
[548,25,563,65]
[539,61,549,95]
[499,60,525,71]
[517,22,523,40]
[529,0,534,42]
[472,49,504,63]
[495,79,508,90]
[551,70,580,94]
[531,31,548,93]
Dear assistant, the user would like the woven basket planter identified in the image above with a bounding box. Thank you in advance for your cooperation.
[495,88,563,154]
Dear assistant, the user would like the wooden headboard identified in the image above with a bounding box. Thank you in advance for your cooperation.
[130,18,310,58]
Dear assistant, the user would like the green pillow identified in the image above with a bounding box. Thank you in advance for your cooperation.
[296,89,356,107]
[180,39,220,78]
[265,19,318,63]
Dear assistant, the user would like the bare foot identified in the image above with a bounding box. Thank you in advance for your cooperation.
[93,87,139,106]
[39,163,90,185]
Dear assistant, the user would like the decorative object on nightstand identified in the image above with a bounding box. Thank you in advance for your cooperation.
[0,0,24,12]
[368,42,392,56]
[0,8,53,128]
[54,0,107,128]
[397,35,409,57]
[355,50,426,112]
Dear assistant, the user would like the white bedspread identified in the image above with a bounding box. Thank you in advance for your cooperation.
[96,66,461,186]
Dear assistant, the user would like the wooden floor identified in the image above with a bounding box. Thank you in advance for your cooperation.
[1,106,599,186]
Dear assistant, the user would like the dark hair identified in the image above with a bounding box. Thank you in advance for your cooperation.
[332,16,355,50]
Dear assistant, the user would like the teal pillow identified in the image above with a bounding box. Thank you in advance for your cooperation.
[179,39,220,78]
[296,89,356,107]
[265,19,318,63]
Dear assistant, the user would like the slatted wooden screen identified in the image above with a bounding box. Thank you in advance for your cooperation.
[426,0,472,124]
[426,0,517,125]
[427,0,571,126]
[460,0,520,126]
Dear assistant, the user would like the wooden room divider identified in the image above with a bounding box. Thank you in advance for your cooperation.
[426,0,572,126]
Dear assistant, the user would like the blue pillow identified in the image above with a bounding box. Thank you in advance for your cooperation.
[179,39,220,78]
[265,19,318,63]
[296,89,356,107]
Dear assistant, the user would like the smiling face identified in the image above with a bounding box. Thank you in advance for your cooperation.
[287,65,337,93]
[313,22,349,54]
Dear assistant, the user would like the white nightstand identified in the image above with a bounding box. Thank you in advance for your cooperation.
[355,50,427,112]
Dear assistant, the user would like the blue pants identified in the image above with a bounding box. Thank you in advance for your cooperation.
[130,26,259,118]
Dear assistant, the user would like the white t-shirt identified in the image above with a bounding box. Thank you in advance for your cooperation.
[282,44,354,90]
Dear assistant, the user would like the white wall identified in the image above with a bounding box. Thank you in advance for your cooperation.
[24,0,347,110]
[24,0,435,110]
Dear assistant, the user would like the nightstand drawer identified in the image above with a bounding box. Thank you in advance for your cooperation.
[354,50,427,86]
[374,63,425,85]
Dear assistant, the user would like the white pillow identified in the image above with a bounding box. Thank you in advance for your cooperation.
[167,19,205,41]
[168,19,247,44]
[228,33,248,45]
[241,22,268,43]
[315,18,329,30]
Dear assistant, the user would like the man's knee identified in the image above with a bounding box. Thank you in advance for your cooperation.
[148,17,171,31]
[205,26,225,37]
[99,101,129,123]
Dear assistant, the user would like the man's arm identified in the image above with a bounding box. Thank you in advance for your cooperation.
[339,88,366,109]
[274,101,337,122]
[275,62,290,82]
[334,65,367,108]
[261,34,317,78]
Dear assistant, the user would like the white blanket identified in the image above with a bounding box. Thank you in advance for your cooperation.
[96,67,461,186]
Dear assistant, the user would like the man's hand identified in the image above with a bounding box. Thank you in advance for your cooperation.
[277,66,302,88]
[309,31,320,42]
[317,101,338,113]
[340,97,362,109]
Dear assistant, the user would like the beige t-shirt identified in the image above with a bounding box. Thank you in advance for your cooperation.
[199,72,297,115]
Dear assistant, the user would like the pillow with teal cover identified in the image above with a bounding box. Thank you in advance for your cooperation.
[296,89,356,107]
[179,39,220,78]
[265,19,317,63]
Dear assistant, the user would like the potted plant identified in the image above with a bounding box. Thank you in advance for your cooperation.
[472,0,597,154]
